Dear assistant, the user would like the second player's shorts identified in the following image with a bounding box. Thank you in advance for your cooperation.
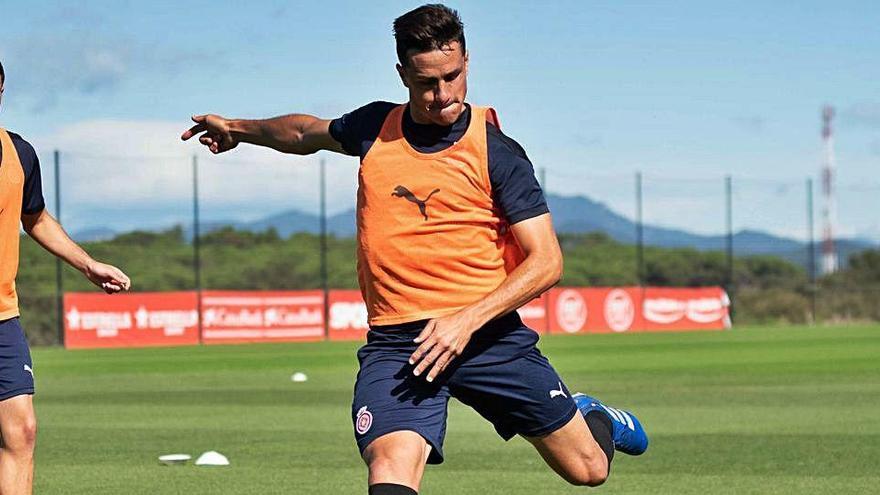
[351,312,578,464]
[0,317,35,401]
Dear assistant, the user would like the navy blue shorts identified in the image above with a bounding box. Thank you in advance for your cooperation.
[352,312,577,464]
[0,318,35,401]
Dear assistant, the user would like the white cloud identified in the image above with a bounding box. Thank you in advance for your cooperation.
[2,37,130,111]
[34,119,359,231]
[1,32,216,112]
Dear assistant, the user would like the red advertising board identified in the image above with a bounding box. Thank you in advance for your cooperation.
[327,290,369,341]
[64,286,729,348]
[200,290,325,344]
[548,286,729,334]
[640,287,731,332]
[64,292,199,349]
[548,287,640,334]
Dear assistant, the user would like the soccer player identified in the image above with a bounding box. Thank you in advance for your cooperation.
[0,60,131,494]
[182,5,647,493]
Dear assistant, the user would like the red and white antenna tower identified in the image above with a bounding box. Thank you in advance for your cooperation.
[820,105,838,274]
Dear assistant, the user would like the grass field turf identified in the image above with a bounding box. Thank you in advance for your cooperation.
[30,324,880,494]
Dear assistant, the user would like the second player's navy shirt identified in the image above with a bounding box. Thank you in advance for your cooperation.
[0,131,46,215]
[330,102,548,225]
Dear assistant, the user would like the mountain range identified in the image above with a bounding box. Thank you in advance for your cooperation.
[73,193,876,269]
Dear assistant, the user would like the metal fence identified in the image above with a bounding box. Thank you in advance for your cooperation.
[16,150,880,345]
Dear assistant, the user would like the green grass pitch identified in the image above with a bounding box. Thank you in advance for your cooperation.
[31,324,880,494]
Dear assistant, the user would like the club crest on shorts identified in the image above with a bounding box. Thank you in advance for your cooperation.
[356,406,373,435]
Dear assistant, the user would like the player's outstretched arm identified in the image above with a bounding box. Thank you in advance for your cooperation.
[21,210,131,294]
[181,113,346,155]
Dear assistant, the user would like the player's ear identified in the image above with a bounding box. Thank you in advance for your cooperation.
[396,63,410,89]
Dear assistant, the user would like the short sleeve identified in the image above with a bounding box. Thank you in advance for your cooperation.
[486,125,548,224]
[329,101,398,159]
[11,134,46,215]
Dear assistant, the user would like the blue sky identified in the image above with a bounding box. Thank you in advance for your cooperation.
[1,1,878,240]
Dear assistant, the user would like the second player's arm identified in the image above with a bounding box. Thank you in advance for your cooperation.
[182,113,347,155]
[410,213,563,381]
[21,210,131,293]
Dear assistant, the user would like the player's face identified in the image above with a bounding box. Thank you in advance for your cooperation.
[397,41,468,126]
[0,80,4,109]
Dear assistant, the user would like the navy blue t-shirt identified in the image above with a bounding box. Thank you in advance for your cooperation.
[0,132,46,215]
[329,102,548,225]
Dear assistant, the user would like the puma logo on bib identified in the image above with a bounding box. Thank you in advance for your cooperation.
[392,185,440,221]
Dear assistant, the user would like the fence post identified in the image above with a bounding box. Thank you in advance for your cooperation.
[636,172,645,331]
[320,158,329,340]
[192,155,203,343]
[54,150,64,346]
[807,177,816,324]
[725,175,735,320]
[636,172,644,286]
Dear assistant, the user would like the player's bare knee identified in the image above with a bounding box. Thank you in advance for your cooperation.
[565,470,607,487]
[367,455,420,486]
[367,454,396,476]
[563,457,608,487]
[586,453,609,486]
[365,443,422,486]
[3,417,37,456]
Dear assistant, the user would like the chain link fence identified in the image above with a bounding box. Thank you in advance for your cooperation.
[16,151,880,345]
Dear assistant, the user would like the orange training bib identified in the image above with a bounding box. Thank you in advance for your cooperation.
[0,129,25,320]
[356,105,523,325]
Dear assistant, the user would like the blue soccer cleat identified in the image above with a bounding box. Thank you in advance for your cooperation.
[573,393,648,456]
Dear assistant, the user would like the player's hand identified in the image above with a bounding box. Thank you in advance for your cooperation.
[83,260,131,294]
[409,312,480,383]
[181,114,239,154]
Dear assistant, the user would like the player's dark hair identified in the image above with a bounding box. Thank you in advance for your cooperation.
[0,60,5,84]
[393,4,465,66]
